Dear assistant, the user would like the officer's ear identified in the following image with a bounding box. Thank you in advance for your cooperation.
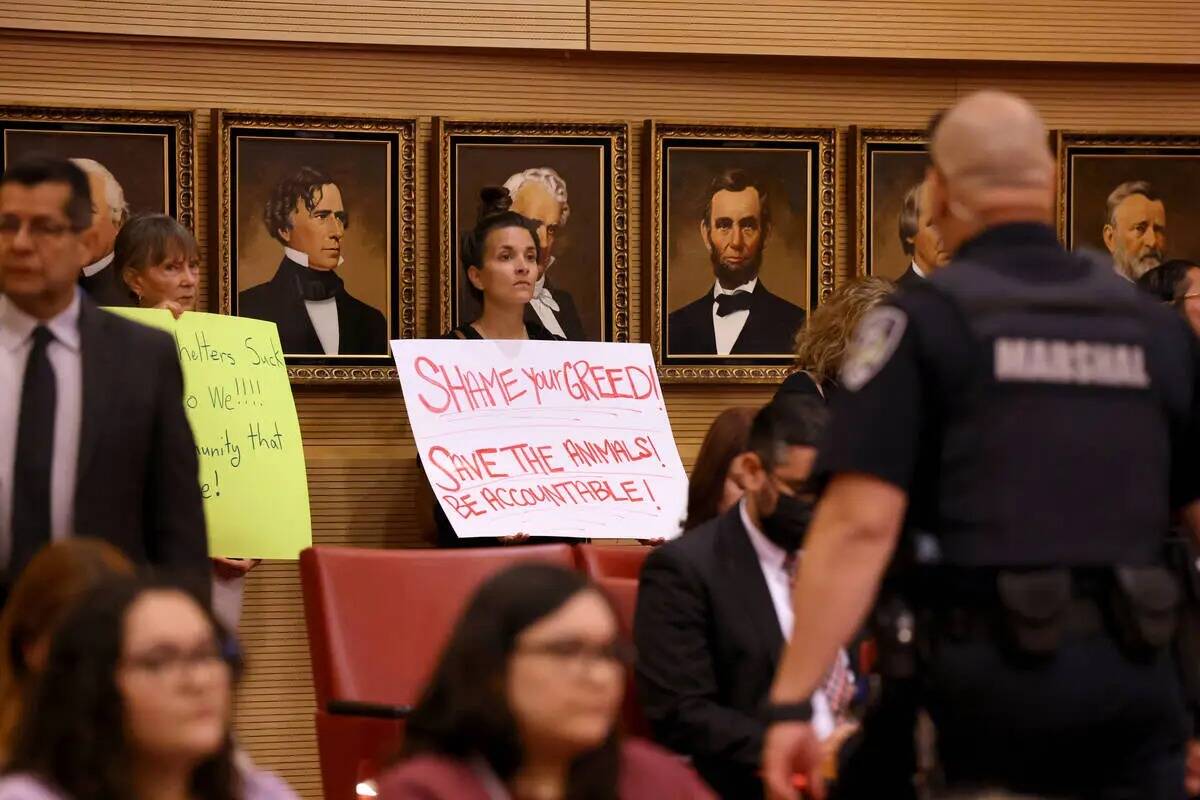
[733,450,768,492]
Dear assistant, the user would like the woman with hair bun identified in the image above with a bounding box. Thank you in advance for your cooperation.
[443,187,564,342]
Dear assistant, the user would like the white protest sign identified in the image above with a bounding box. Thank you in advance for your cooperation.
[392,339,688,539]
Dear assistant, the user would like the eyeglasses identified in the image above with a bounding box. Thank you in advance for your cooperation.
[0,215,80,242]
[515,638,633,670]
[121,643,234,681]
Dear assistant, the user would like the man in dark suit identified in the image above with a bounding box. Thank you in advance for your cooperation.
[667,169,806,357]
[239,166,387,355]
[895,180,948,287]
[0,155,207,593]
[506,167,588,341]
[635,395,850,798]
[72,158,135,307]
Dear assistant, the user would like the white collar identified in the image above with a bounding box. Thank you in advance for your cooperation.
[0,287,82,353]
[81,251,114,277]
[739,497,790,572]
[909,260,927,279]
[713,277,758,299]
[285,246,345,268]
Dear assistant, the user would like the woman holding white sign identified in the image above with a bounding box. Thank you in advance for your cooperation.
[113,213,261,627]
[426,188,571,547]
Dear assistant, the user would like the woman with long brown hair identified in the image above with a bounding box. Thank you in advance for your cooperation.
[682,406,757,533]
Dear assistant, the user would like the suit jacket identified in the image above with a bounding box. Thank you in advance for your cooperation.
[377,739,715,800]
[634,506,784,798]
[238,256,388,355]
[71,297,208,578]
[666,280,805,357]
[523,279,586,341]
[895,265,924,288]
[78,260,136,307]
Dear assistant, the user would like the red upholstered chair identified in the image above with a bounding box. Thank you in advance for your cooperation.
[577,543,652,580]
[595,575,651,739]
[299,544,578,800]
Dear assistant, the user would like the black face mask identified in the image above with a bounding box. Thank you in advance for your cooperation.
[759,491,814,553]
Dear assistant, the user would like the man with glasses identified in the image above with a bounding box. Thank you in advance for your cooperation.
[0,155,207,598]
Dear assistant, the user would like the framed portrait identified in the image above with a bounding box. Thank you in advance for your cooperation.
[854,128,933,281]
[0,105,195,306]
[646,120,836,383]
[434,118,630,343]
[213,110,416,383]
[1058,131,1200,281]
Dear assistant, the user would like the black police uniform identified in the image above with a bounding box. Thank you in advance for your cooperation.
[820,222,1200,798]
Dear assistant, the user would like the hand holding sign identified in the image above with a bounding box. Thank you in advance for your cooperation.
[393,339,688,540]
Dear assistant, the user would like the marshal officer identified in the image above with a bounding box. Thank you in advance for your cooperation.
[761,91,1200,799]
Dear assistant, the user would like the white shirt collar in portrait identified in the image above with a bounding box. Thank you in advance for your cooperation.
[711,277,757,356]
[0,289,85,562]
[529,259,567,339]
[909,260,927,279]
[284,247,342,355]
[81,251,114,278]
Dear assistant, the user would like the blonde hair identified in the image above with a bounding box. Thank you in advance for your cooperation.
[792,277,894,384]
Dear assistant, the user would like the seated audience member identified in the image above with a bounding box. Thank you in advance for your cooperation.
[634,395,854,798]
[0,539,134,762]
[1137,258,1200,336]
[683,406,756,532]
[378,563,714,800]
[0,156,208,595]
[777,277,893,401]
[0,577,297,800]
[114,212,260,629]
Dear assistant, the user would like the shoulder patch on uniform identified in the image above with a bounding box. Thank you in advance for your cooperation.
[840,306,908,392]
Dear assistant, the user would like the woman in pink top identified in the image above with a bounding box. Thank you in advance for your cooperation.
[0,577,295,800]
[378,564,714,800]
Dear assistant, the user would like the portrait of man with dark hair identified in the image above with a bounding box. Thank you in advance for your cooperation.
[666,168,806,357]
[237,166,387,355]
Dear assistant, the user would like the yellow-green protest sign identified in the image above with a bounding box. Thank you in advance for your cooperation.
[106,308,312,559]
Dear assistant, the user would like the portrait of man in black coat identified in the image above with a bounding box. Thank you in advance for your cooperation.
[238,166,387,356]
[667,169,806,357]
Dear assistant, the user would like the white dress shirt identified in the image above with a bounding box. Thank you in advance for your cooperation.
[285,247,340,355]
[81,251,114,279]
[0,291,84,566]
[739,499,839,740]
[529,260,567,339]
[909,260,926,279]
[712,278,757,356]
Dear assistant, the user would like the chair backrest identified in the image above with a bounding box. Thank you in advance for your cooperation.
[577,543,652,580]
[300,544,577,709]
[593,576,650,738]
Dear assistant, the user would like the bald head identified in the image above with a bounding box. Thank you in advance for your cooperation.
[931,91,1054,211]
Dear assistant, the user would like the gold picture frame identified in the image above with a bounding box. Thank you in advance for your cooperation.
[853,127,928,281]
[0,103,196,232]
[645,120,837,384]
[433,117,630,343]
[213,109,417,383]
[1057,131,1200,279]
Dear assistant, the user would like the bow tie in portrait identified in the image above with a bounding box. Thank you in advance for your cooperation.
[714,291,753,317]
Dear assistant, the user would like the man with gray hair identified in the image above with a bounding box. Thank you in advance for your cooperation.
[896,179,949,287]
[503,166,585,340]
[1103,179,1166,280]
[71,157,134,306]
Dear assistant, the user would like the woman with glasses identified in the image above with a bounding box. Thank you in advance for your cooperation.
[0,577,296,800]
[379,564,713,799]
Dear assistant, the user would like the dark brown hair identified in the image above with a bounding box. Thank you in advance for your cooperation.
[459,186,542,304]
[0,539,135,758]
[684,406,757,531]
[263,165,349,245]
[113,213,199,289]
[700,168,772,235]
[0,154,92,230]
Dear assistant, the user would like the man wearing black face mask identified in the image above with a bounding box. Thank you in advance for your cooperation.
[634,396,850,799]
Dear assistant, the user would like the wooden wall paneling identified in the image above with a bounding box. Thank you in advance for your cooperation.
[589,0,1200,65]
[0,1,587,50]
[3,29,1200,798]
